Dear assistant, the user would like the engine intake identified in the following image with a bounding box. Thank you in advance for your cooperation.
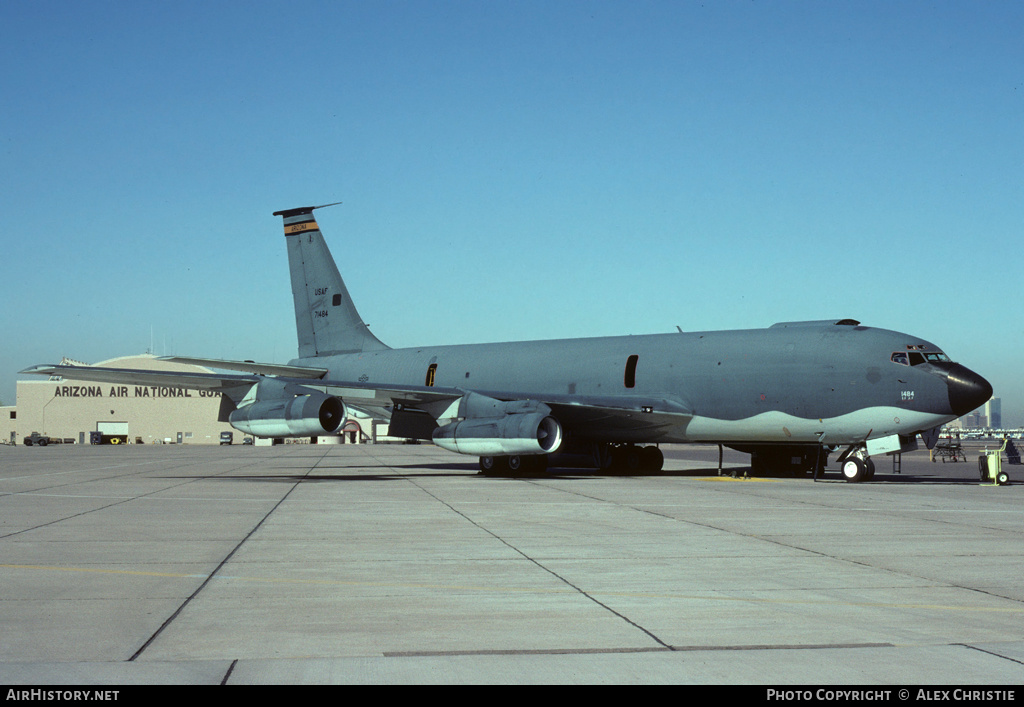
[229,393,346,438]
[432,410,563,456]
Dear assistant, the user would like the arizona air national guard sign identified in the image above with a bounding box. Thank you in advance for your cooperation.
[9,354,238,445]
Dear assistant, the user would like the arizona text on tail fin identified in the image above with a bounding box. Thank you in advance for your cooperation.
[275,204,390,357]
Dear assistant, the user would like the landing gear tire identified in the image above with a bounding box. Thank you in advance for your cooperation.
[479,455,547,477]
[479,456,507,475]
[610,446,641,473]
[841,457,866,483]
[508,455,548,475]
[640,446,664,472]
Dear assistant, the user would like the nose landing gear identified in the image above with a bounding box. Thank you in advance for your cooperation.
[838,447,876,483]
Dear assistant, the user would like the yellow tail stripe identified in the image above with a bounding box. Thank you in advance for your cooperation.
[284,221,319,235]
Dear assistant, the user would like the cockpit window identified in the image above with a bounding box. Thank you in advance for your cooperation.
[891,351,951,366]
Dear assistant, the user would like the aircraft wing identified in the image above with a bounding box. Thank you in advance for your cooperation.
[312,377,693,442]
[19,363,258,396]
[159,356,328,379]
[537,394,692,441]
[21,362,692,441]
[18,362,468,418]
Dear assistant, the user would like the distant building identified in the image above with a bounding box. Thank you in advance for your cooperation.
[945,396,1002,430]
[985,398,1002,429]
[948,410,984,430]
[6,354,238,445]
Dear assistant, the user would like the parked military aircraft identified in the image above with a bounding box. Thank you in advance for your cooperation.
[23,204,992,480]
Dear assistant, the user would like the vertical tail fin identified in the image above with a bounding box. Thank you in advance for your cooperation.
[274,205,390,358]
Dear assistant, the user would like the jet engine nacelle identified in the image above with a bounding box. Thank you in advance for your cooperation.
[432,410,563,456]
[228,393,346,438]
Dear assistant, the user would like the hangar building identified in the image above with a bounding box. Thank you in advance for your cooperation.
[5,354,383,446]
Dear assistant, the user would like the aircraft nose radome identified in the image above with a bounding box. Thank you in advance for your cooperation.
[946,364,993,417]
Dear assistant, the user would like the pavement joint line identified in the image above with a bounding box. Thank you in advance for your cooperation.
[354,448,675,651]
[4,562,1024,613]
[220,659,238,685]
[384,642,896,657]
[4,492,280,502]
[0,459,171,481]
[955,643,1024,666]
[0,455,294,539]
[495,471,1024,616]
[4,444,1024,681]
[126,447,334,662]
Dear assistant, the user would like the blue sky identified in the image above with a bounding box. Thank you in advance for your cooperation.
[3,1,1022,424]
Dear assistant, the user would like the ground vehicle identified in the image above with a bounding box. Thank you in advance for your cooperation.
[979,439,1011,485]
[23,433,72,446]
[220,431,233,445]
[23,432,53,446]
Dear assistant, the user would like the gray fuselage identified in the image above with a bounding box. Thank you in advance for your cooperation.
[291,321,982,447]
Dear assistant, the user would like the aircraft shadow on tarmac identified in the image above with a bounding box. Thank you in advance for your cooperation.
[156,462,1011,484]
[489,466,1010,484]
[155,471,474,483]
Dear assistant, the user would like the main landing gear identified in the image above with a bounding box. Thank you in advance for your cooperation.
[748,446,828,478]
[478,454,548,476]
[477,444,665,476]
[602,444,664,474]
